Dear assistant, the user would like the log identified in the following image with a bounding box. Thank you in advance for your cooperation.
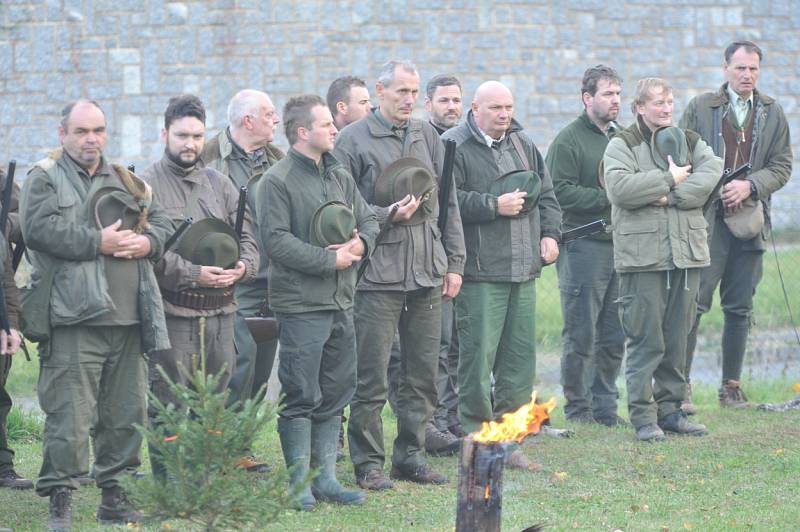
[455,435,507,532]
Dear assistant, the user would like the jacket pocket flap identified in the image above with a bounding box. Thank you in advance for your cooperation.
[688,216,707,230]
[618,222,657,235]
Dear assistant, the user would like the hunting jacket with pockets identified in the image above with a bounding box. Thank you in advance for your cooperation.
[442,112,562,283]
[21,150,171,351]
[678,84,793,250]
[333,110,465,292]
[603,119,723,273]
[141,156,259,318]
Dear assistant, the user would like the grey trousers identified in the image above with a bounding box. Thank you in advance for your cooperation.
[275,309,357,421]
[557,238,624,421]
[685,219,764,383]
[148,314,235,419]
[619,269,699,429]
[348,288,441,475]
[388,298,459,431]
[0,352,14,473]
[36,325,145,495]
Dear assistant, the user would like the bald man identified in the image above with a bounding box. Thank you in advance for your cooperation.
[442,81,561,470]
[201,89,283,472]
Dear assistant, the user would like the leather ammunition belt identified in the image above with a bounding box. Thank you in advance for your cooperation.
[162,288,234,310]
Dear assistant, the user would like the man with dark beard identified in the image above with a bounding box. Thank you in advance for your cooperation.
[141,94,259,477]
[546,65,627,427]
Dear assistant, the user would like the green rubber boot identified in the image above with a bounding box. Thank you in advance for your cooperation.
[311,416,366,505]
[277,417,316,511]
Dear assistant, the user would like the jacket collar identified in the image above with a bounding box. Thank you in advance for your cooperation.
[709,83,774,108]
[365,109,424,138]
[465,110,524,146]
[287,148,340,177]
[159,153,206,182]
[580,110,620,136]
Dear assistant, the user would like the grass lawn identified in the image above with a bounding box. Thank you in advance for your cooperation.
[2,379,799,531]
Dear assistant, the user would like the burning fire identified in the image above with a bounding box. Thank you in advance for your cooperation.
[473,392,556,443]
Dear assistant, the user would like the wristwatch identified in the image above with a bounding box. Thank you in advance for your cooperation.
[749,180,757,198]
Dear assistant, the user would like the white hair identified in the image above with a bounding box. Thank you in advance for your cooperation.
[227,89,271,127]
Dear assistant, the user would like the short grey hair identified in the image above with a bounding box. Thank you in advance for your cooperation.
[60,99,104,131]
[227,89,271,128]
[377,60,418,87]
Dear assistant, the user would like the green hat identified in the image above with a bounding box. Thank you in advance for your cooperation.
[373,157,437,225]
[309,201,356,247]
[652,126,690,170]
[174,218,239,268]
[488,170,542,215]
[89,187,147,232]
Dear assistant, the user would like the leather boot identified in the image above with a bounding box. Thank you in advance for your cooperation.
[310,416,365,505]
[47,487,72,531]
[97,485,142,525]
[277,417,316,511]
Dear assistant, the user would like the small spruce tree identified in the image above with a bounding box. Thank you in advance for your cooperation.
[126,318,301,531]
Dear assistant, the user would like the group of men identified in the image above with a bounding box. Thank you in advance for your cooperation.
[0,39,792,529]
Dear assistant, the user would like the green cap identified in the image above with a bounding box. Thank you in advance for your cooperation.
[309,201,357,247]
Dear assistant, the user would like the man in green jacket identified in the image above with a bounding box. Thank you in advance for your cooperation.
[21,100,172,529]
[200,89,282,472]
[679,41,793,411]
[546,65,626,426]
[443,81,561,469]
[259,94,378,510]
[603,78,723,442]
[334,59,466,490]
[141,95,259,478]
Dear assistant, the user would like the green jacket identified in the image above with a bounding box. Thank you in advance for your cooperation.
[546,111,618,241]
[333,109,465,291]
[259,149,378,313]
[442,112,562,282]
[678,84,793,251]
[201,128,284,287]
[20,149,171,352]
[603,119,724,273]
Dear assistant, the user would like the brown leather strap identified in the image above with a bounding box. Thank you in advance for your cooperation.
[510,133,531,171]
[161,288,234,310]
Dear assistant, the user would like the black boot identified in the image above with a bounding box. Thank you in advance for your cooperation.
[97,485,142,525]
[47,487,72,531]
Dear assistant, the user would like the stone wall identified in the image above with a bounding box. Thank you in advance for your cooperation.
[1,0,798,211]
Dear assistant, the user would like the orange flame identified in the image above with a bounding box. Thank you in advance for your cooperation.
[472,392,556,443]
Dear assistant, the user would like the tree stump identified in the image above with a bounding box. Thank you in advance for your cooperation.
[455,435,507,532]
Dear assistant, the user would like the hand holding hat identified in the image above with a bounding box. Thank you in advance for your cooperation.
[497,188,528,217]
[327,230,365,271]
[390,194,421,222]
[668,154,691,185]
[197,260,246,288]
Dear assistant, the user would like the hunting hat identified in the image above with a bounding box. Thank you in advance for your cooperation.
[174,218,239,268]
[489,170,542,215]
[89,187,148,233]
[652,126,690,170]
[373,157,437,225]
[309,201,356,247]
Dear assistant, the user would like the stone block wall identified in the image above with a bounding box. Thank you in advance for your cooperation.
[1,0,798,212]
